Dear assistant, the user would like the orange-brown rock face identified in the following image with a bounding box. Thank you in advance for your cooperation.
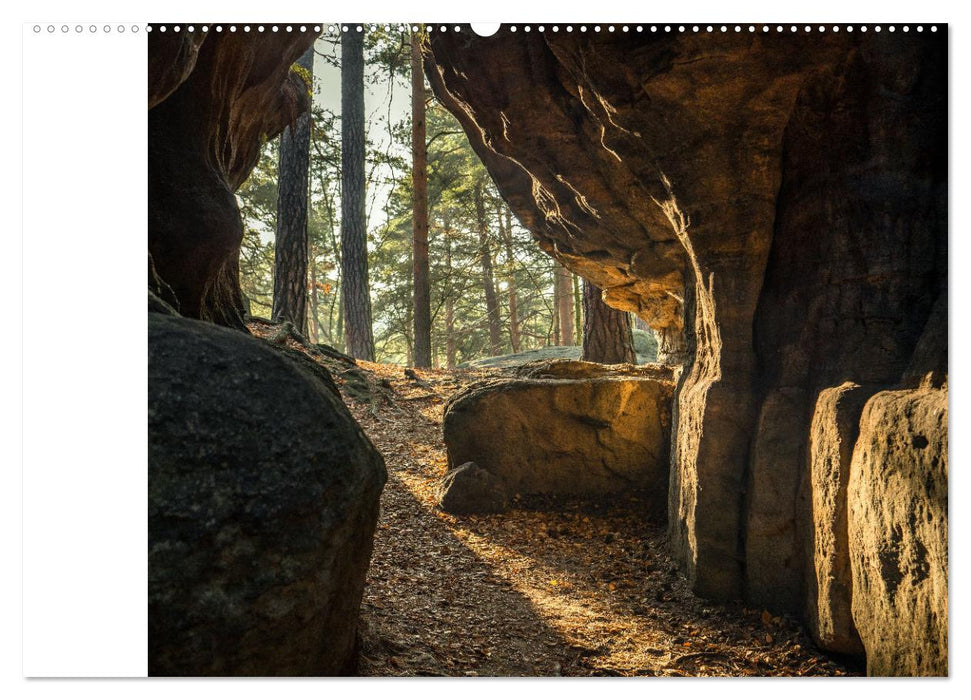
[748,35,946,614]
[848,386,947,676]
[443,361,675,507]
[807,382,875,656]
[148,29,316,327]
[426,29,851,599]
[426,27,947,668]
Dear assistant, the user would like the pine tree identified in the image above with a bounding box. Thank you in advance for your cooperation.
[411,29,432,367]
[271,47,314,334]
[474,180,502,356]
[340,27,375,360]
[581,280,635,364]
[555,263,575,345]
[498,204,521,353]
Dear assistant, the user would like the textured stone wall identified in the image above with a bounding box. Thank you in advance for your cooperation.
[848,386,948,676]
[426,27,947,673]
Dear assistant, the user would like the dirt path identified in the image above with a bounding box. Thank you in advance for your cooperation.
[345,364,859,678]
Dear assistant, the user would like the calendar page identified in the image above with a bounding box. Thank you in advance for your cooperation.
[20,0,952,689]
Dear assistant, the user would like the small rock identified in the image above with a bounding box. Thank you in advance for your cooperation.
[436,462,509,515]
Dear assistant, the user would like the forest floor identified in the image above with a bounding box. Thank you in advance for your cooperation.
[248,323,860,677]
[348,364,860,678]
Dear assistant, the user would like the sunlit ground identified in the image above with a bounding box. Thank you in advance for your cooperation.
[347,362,858,677]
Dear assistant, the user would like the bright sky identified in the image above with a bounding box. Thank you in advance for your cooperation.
[251,33,412,245]
[311,33,413,243]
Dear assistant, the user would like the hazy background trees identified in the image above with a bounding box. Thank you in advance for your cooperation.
[237,28,645,367]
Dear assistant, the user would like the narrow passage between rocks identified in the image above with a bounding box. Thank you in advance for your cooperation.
[344,363,858,677]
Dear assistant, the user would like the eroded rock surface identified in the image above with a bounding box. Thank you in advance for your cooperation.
[848,387,948,677]
[148,312,386,675]
[425,29,844,599]
[148,29,315,327]
[747,36,947,616]
[443,361,674,507]
[806,382,876,656]
[426,28,947,644]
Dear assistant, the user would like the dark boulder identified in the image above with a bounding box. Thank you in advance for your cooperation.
[436,462,510,515]
[148,312,386,675]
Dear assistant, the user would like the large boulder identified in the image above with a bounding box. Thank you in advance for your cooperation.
[148,313,386,676]
[848,386,948,677]
[443,361,674,506]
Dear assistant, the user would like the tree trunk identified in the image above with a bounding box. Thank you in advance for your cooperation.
[340,28,375,361]
[573,272,582,345]
[411,30,432,368]
[308,252,320,343]
[271,47,314,334]
[555,263,575,346]
[498,205,521,353]
[474,181,502,356]
[581,279,636,364]
[444,233,457,369]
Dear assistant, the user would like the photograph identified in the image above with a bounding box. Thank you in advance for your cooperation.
[146,21,948,678]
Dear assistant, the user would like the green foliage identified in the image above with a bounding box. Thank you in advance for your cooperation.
[237,139,278,318]
[238,33,564,365]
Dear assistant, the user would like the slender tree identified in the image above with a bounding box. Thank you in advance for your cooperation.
[308,255,320,342]
[498,204,521,353]
[437,211,459,369]
[581,279,635,364]
[444,233,457,368]
[555,263,575,345]
[411,29,432,367]
[573,272,582,345]
[272,46,314,333]
[340,27,375,360]
[474,180,502,355]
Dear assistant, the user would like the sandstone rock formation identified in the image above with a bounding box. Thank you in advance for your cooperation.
[148,29,206,109]
[426,27,947,673]
[807,382,876,656]
[148,312,386,675]
[443,361,674,506]
[747,35,946,613]
[148,28,316,327]
[848,386,948,677]
[437,462,510,515]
